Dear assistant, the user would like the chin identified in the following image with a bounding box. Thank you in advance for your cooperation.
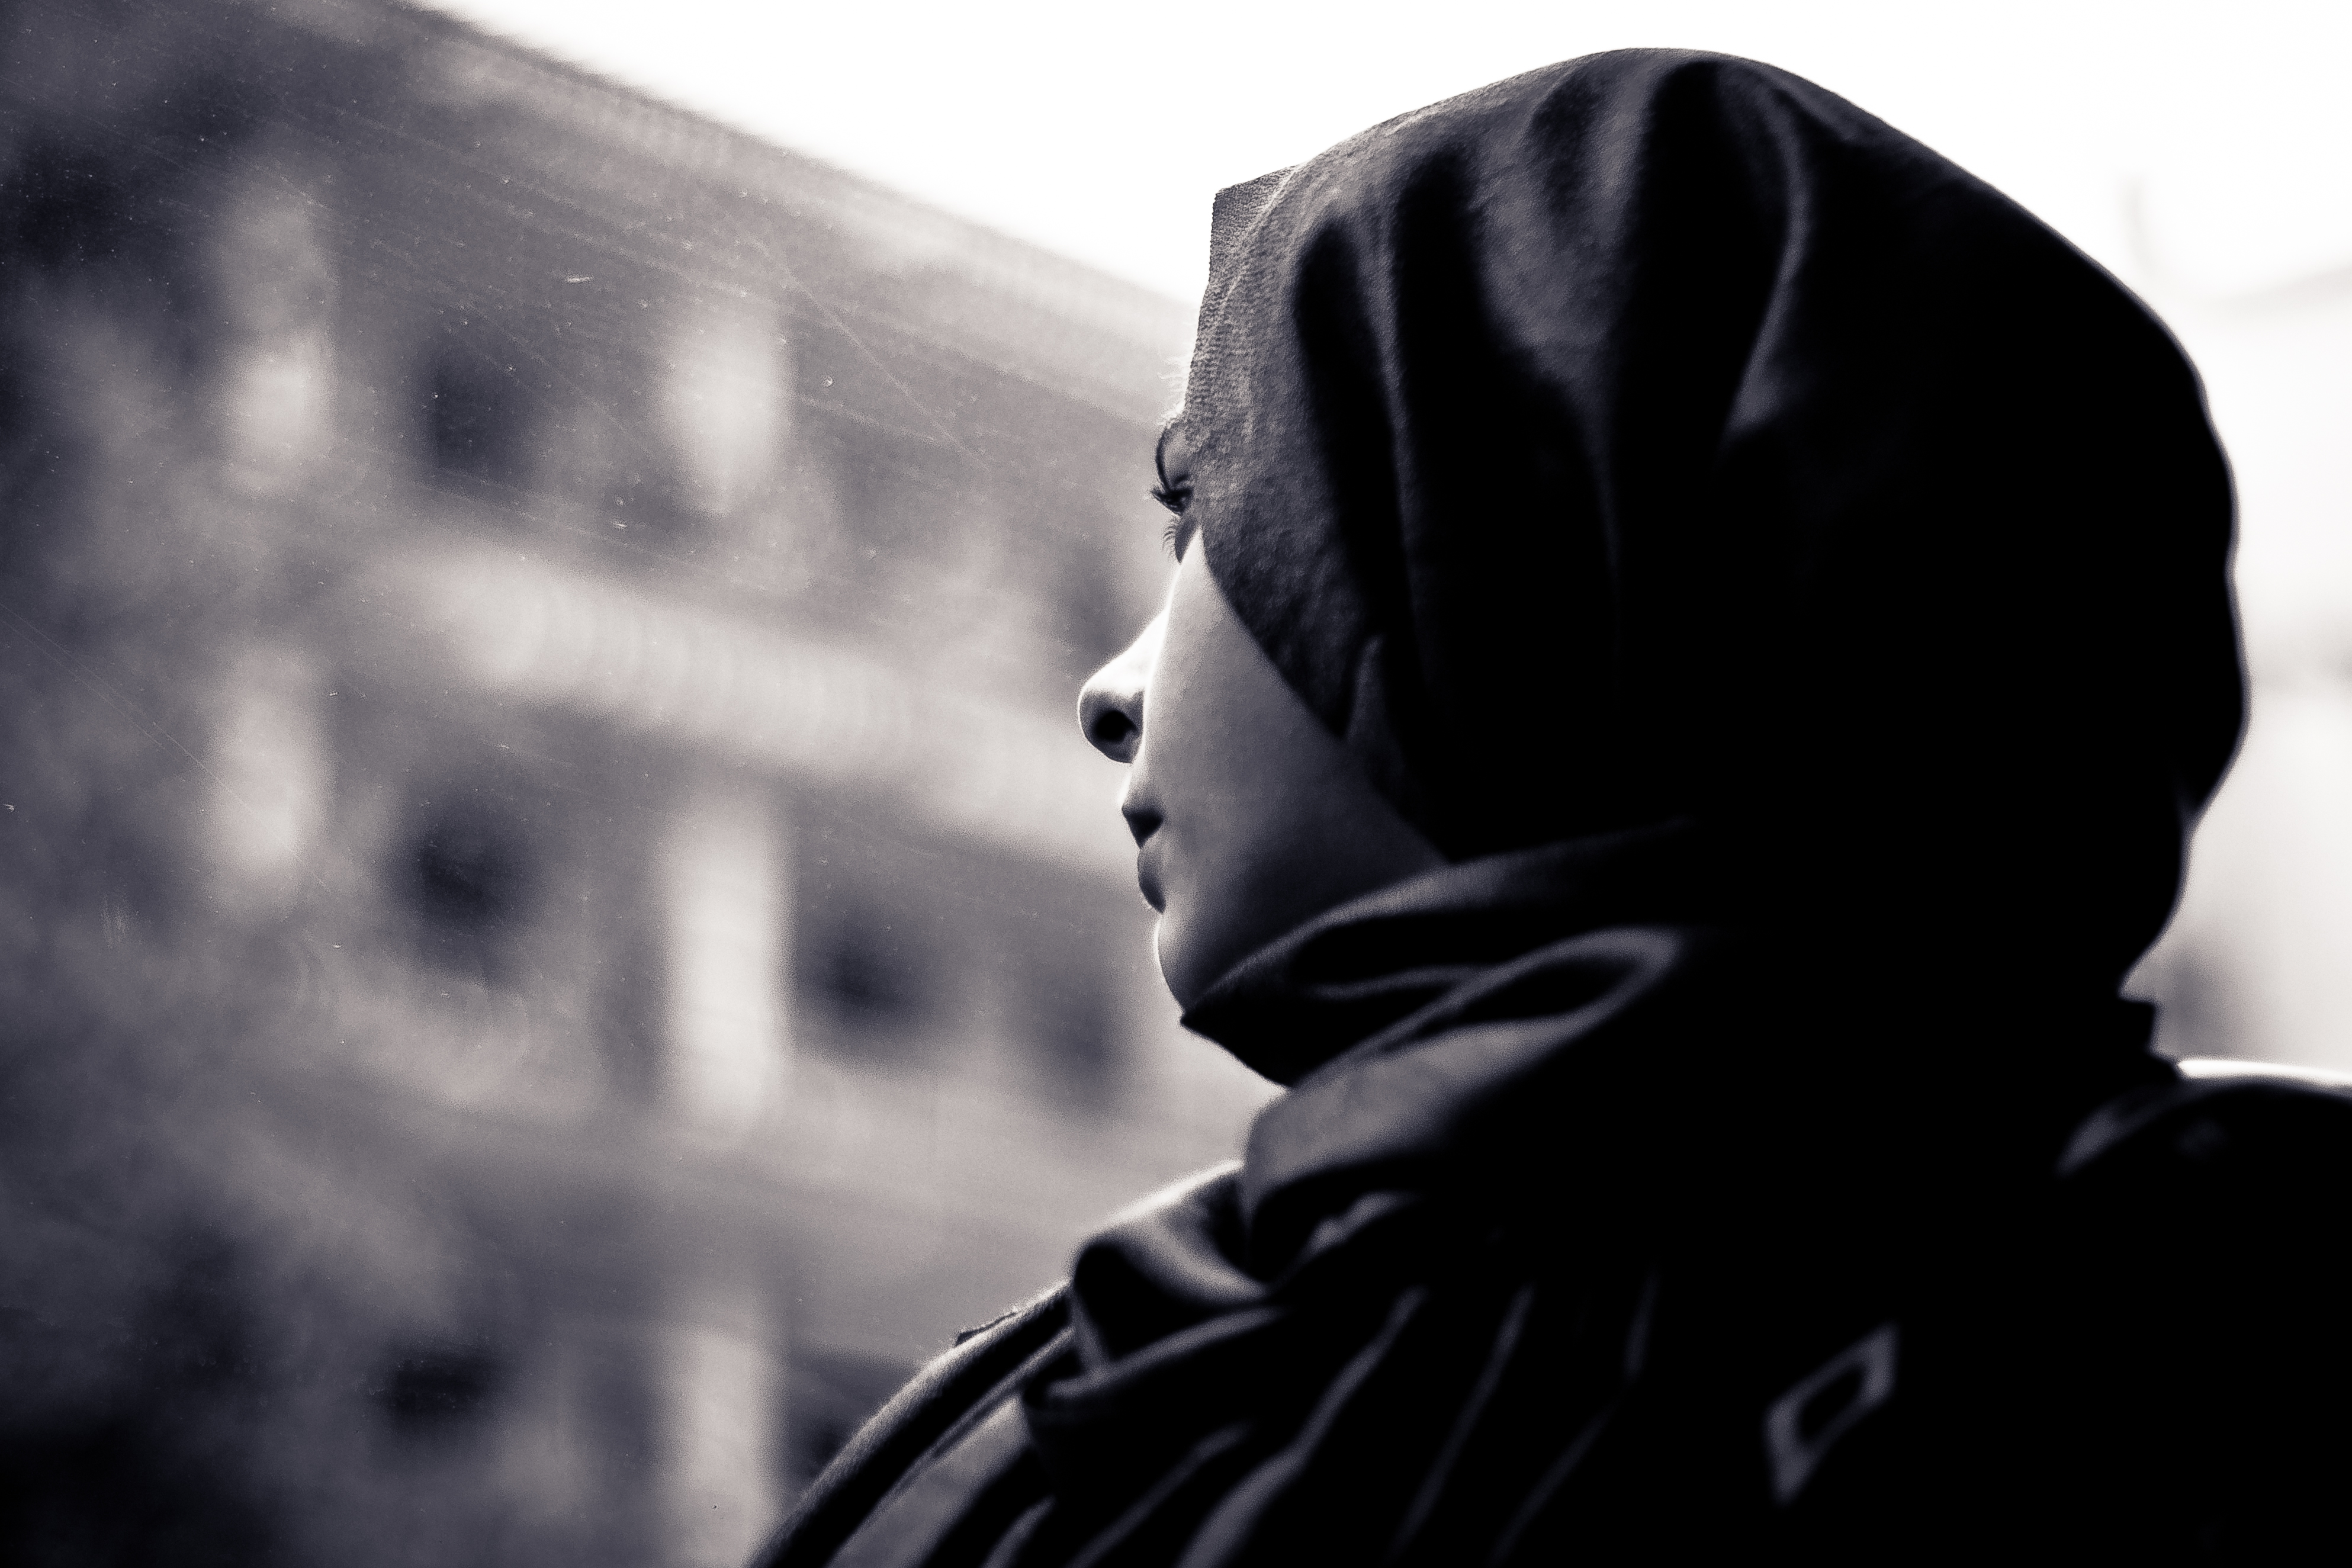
[1150,921,1178,1003]
[1151,915,1205,1010]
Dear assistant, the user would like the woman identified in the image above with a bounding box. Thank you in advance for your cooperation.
[758,49,2352,1566]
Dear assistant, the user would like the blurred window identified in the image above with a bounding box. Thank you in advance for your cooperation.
[409,809,533,933]
[426,342,532,489]
[375,1345,503,1438]
[808,902,933,1031]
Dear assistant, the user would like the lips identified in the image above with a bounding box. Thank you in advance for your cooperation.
[1122,799,1165,912]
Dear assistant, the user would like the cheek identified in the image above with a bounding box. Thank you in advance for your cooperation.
[1142,567,1306,884]
[1129,573,1244,885]
[1134,660,1220,858]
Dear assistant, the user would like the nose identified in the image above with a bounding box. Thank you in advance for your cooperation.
[1077,612,1162,765]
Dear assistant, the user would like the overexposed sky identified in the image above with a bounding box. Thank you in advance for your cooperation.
[419,0,2352,304]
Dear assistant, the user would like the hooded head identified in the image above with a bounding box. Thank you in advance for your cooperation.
[1155,48,2239,997]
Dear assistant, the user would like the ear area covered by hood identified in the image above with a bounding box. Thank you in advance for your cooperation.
[1174,47,2241,989]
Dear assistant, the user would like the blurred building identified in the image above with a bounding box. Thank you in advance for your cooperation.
[0,1,1271,1563]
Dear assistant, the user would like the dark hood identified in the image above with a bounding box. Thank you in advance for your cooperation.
[1175,48,2241,996]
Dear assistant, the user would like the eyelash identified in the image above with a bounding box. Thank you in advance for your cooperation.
[1150,481,1194,558]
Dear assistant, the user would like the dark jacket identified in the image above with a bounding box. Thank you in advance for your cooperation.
[757,1059,2352,1566]
[752,836,2352,1567]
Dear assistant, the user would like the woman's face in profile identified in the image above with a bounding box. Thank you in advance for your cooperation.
[1077,451,1442,1007]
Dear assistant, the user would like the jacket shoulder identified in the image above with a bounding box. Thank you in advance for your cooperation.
[2059,1058,2352,1184]
[748,1284,1069,1568]
[2040,1061,2352,1560]
[2052,1058,2352,1357]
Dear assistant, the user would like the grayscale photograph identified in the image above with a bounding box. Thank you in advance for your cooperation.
[1,1,2347,1563]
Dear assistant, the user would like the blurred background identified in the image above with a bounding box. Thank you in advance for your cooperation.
[0,0,2346,1563]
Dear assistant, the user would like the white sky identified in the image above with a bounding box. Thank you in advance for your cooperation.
[419,0,2352,305]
